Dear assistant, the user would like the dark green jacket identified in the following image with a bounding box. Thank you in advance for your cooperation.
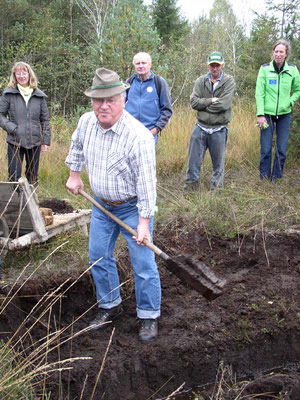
[0,87,51,148]
[255,61,300,116]
[190,72,235,128]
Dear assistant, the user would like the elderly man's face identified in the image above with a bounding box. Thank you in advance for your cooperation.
[133,55,151,80]
[208,63,224,81]
[92,94,124,129]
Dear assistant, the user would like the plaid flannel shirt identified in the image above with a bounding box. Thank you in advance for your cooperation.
[65,110,157,218]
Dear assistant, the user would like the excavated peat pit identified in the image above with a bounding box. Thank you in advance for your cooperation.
[0,227,299,399]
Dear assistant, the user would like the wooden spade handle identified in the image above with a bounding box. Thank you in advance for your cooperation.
[78,189,169,260]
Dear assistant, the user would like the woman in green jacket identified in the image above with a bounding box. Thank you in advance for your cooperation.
[255,39,300,180]
[0,61,51,185]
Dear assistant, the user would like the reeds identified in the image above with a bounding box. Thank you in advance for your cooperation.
[0,245,128,399]
[0,244,94,399]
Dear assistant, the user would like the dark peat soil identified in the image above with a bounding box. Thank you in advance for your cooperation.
[0,224,299,399]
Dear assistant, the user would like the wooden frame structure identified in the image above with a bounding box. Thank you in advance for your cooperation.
[0,178,91,252]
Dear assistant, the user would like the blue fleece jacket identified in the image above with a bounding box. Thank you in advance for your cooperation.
[125,71,172,131]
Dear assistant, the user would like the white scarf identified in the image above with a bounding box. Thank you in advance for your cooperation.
[17,84,34,105]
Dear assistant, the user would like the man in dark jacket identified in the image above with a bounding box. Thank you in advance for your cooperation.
[125,52,172,147]
[184,52,235,191]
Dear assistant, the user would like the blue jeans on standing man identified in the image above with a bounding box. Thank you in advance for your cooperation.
[259,113,291,180]
[89,196,161,320]
[185,124,228,189]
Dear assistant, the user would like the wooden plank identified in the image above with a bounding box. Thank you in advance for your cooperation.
[45,211,91,239]
[0,232,41,250]
[18,178,48,240]
[45,210,91,229]
[0,210,91,250]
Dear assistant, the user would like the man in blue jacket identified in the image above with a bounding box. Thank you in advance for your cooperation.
[125,52,172,147]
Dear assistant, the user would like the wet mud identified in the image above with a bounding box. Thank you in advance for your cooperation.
[0,226,299,399]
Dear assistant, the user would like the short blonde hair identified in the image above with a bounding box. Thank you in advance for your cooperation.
[8,61,38,89]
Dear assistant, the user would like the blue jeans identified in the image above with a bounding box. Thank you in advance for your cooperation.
[7,143,41,185]
[185,124,228,189]
[89,196,161,319]
[259,113,291,180]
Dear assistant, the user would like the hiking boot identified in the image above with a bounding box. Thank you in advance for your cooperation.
[183,180,198,191]
[89,305,123,331]
[138,319,158,342]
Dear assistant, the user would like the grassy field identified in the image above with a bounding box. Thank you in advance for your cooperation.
[1,100,299,237]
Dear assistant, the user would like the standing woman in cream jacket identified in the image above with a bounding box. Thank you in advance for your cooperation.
[0,61,51,185]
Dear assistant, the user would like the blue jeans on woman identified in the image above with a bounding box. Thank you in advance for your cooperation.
[89,196,161,319]
[185,124,228,189]
[259,113,291,180]
[7,143,41,185]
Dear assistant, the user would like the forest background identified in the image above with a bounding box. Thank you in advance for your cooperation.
[0,0,299,116]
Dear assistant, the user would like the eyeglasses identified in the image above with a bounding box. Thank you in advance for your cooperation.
[93,98,120,106]
[15,71,29,77]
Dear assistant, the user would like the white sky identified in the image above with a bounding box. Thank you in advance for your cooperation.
[177,0,266,32]
[144,0,268,35]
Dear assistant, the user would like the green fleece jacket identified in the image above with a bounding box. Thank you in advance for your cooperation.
[190,72,235,128]
[255,61,300,116]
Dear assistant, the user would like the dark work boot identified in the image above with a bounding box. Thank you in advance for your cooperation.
[183,180,198,191]
[89,305,123,331]
[138,319,158,342]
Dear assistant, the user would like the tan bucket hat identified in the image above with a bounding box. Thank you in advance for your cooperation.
[85,68,130,98]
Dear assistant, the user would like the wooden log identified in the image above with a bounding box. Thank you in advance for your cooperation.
[39,207,53,216]
[39,207,54,226]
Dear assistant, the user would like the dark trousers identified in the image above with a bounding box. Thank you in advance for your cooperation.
[7,143,41,185]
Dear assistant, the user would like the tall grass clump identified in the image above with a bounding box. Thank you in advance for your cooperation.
[0,339,38,399]
[157,99,260,178]
[226,100,260,170]
[0,244,96,399]
[157,105,194,176]
[156,160,300,239]
[37,115,90,208]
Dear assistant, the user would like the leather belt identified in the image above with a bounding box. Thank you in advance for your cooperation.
[100,196,137,207]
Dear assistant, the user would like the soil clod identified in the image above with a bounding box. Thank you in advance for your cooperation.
[39,197,74,214]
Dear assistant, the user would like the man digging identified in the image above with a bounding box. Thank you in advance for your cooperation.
[65,68,161,342]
